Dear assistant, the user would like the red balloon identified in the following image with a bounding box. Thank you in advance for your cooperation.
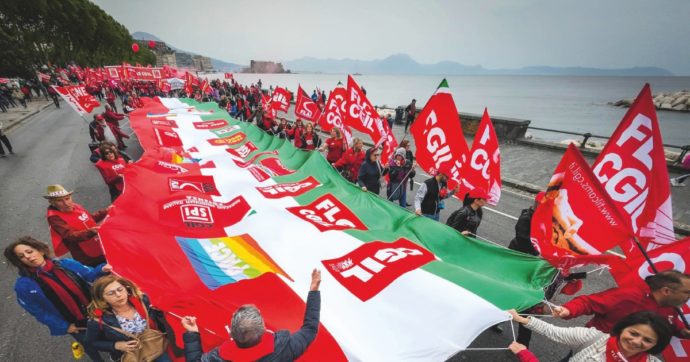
[131,43,139,53]
[148,40,155,49]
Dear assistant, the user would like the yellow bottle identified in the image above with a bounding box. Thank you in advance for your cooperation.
[71,342,84,360]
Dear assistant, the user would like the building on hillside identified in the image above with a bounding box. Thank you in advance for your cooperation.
[245,60,288,73]
[175,52,194,68]
[192,55,213,71]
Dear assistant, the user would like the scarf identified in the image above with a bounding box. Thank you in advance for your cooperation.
[31,260,90,322]
[606,335,648,362]
[218,331,275,362]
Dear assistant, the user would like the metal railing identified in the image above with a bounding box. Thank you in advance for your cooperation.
[526,125,689,164]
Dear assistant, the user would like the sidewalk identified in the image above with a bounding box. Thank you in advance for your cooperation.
[0,99,54,132]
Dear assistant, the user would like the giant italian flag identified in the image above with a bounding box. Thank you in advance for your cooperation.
[99,97,557,361]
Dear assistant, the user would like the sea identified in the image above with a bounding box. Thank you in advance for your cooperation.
[205,73,690,147]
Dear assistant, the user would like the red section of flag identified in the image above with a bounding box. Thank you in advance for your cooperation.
[259,157,295,176]
[159,194,251,234]
[154,128,183,147]
[271,87,292,113]
[295,85,322,122]
[410,83,470,190]
[592,84,675,252]
[322,238,435,301]
[320,86,352,147]
[287,194,367,232]
[532,144,633,257]
[168,175,221,196]
[459,109,501,205]
[52,85,101,115]
[256,176,321,199]
[151,119,178,128]
[226,142,258,159]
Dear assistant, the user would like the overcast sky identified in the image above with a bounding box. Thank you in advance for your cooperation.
[91,0,690,75]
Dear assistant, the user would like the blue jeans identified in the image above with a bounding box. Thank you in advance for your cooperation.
[400,187,408,208]
[422,213,439,221]
[155,352,173,362]
[72,331,104,362]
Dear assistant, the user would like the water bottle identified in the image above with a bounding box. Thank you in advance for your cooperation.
[71,342,84,360]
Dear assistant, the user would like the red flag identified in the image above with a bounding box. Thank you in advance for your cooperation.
[185,71,200,87]
[224,72,233,79]
[530,196,623,270]
[294,85,322,122]
[52,85,100,115]
[200,79,212,95]
[534,144,633,257]
[320,85,353,147]
[344,76,395,163]
[37,72,51,83]
[608,236,690,362]
[592,84,675,252]
[459,109,501,205]
[410,79,470,190]
[261,94,277,118]
[270,87,292,113]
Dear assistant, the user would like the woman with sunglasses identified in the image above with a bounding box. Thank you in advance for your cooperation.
[85,275,173,362]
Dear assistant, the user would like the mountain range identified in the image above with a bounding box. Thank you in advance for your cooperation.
[133,32,672,76]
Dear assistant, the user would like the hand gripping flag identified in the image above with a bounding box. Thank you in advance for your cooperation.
[295,85,322,123]
[592,84,675,253]
[410,79,470,190]
[459,108,501,205]
[531,144,634,261]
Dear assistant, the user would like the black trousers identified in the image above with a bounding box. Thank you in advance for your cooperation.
[0,133,12,155]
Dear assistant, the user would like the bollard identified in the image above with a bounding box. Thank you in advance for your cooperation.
[580,133,592,149]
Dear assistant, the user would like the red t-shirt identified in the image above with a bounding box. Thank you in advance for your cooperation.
[325,137,344,163]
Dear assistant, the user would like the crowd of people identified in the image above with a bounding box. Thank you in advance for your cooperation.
[4,67,690,362]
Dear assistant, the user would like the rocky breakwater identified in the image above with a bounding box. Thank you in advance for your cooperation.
[610,90,690,112]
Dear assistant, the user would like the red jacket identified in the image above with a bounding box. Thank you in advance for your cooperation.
[563,284,686,335]
[333,148,365,182]
[104,110,125,125]
[95,158,127,191]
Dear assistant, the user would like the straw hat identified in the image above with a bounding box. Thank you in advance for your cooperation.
[43,184,74,199]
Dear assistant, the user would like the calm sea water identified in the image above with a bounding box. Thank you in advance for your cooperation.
[205,73,690,146]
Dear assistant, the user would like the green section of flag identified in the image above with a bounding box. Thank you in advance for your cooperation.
[180,98,557,311]
[438,78,449,89]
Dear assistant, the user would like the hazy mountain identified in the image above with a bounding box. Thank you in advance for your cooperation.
[283,53,673,76]
[132,31,244,71]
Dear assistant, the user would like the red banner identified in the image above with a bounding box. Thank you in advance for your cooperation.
[271,87,292,113]
[534,144,633,257]
[459,109,501,205]
[609,236,690,362]
[224,72,233,79]
[105,65,163,81]
[592,84,675,253]
[295,86,322,123]
[52,85,100,115]
[320,85,353,147]
[410,79,469,190]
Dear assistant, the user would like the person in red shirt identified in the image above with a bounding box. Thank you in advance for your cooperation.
[552,270,690,338]
[319,128,346,163]
[103,104,129,150]
[94,144,129,201]
[105,91,118,112]
[300,122,320,150]
[288,119,305,148]
[44,185,107,267]
[333,137,365,183]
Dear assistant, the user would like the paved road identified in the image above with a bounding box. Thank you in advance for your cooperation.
[0,102,617,361]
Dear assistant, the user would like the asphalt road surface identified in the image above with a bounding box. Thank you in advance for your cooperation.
[0,102,617,362]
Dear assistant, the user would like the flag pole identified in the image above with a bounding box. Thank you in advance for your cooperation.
[632,235,690,329]
[386,167,416,201]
